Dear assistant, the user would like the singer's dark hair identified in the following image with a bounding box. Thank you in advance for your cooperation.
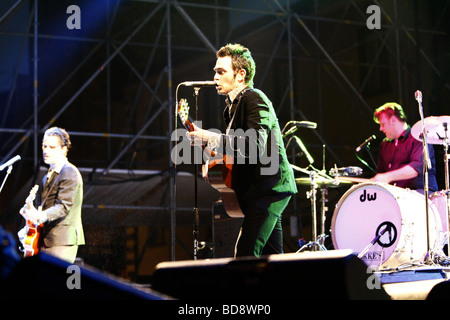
[217,43,255,87]
[373,102,407,123]
[43,127,72,153]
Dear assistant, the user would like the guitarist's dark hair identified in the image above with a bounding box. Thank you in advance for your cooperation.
[43,127,72,154]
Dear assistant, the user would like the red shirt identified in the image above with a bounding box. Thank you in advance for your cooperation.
[377,126,438,191]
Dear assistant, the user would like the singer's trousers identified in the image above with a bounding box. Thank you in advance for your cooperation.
[235,193,291,258]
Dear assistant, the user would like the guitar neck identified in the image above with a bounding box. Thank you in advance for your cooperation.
[184,119,194,132]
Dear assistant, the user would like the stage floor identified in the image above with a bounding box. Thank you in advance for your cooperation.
[371,265,449,299]
[383,278,446,300]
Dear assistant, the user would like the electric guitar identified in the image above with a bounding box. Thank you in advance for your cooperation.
[177,99,243,218]
[19,185,43,257]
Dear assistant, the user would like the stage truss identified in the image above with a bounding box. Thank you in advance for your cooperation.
[0,0,449,279]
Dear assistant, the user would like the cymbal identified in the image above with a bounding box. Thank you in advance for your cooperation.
[295,177,352,188]
[411,116,450,145]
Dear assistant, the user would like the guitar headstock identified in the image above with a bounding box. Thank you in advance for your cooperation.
[25,185,39,205]
[177,99,193,131]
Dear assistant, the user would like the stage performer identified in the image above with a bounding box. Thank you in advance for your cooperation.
[186,43,297,258]
[19,127,84,263]
[371,102,438,193]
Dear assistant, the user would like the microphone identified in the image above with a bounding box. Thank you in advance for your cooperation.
[0,155,21,171]
[293,136,314,164]
[290,121,317,129]
[180,81,216,87]
[415,90,422,103]
[282,121,317,137]
[355,135,376,152]
[415,90,424,119]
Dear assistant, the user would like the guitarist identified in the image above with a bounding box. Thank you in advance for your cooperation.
[19,127,84,263]
[187,43,297,258]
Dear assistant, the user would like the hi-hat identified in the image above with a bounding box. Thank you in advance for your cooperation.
[411,116,450,145]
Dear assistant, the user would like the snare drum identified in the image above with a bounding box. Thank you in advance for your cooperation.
[331,182,443,269]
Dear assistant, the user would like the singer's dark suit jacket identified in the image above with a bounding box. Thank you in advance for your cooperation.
[217,88,297,257]
[39,162,85,248]
[221,88,297,202]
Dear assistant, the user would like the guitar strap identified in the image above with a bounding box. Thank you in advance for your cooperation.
[225,87,248,134]
[39,164,67,210]
[203,88,248,179]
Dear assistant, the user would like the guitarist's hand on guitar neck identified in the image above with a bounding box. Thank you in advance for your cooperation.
[186,122,220,147]
[19,185,47,225]
[178,99,221,152]
[20,205,47,225]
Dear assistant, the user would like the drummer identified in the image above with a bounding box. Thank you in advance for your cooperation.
[371,102,438,193]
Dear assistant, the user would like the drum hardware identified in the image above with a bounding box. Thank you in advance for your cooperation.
[412,91,450,264]
[414,91,435,264]
[357,225,389,260]
[296,170,328,252]
[287,136,332,252]
[329,165,363,177]
[329,164,370,185]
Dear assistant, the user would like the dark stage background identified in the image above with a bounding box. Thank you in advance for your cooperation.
[0,0,449,282]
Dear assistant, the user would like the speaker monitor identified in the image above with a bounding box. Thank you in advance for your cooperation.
[0,252,171,299]
[427,280,450,300]
[152,250,390,300]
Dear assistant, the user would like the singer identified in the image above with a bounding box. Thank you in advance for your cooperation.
[186,43,297,258]
[371,102,438,192]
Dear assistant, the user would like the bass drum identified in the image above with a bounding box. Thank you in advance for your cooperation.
[331,182,443,269]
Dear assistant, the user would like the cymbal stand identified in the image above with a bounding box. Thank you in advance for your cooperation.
[443,122,449,198]
[317,186,329,248]
[297,170,327,252]
[432,122,450,265]
[318,145,330,247]
[442,123,450,256]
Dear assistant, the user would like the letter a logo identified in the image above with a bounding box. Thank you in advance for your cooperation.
[366,5,381,30]
[66,5,81,30]
[66,265,81,289]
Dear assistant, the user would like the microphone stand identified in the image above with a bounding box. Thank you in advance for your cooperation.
[357,225,389,260]
[416,92,432,264]
[192,86,201,260]
[0,165,14,194]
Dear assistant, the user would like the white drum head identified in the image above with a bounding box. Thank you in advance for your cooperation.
[331,183,441,269]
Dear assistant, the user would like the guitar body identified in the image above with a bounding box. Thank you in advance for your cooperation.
[20,185,42,257]
[207,161,243,218]
[23,220,42,257]
[178,99,244,218]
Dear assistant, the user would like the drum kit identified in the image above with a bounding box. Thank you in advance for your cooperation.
[292,114,450,271]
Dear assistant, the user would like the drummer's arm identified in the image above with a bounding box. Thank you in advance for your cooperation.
[371,165,418,184]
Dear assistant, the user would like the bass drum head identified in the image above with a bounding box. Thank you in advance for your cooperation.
[331,182,441,269]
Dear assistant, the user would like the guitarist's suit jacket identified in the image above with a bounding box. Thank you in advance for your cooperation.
[219,88,298,212]
[39,162,85,248]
